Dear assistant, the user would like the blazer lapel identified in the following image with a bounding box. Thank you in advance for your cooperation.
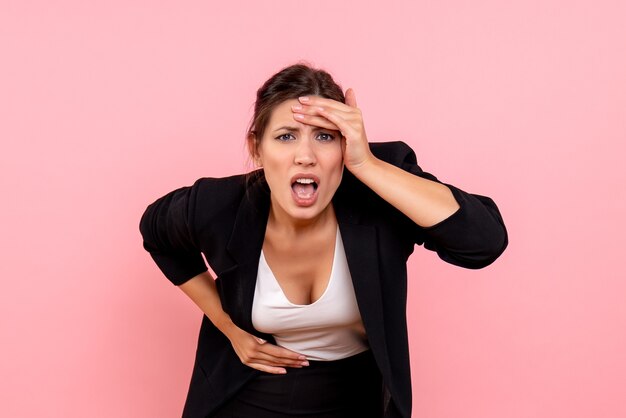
[334,201,391,369]
[223,175,270,335]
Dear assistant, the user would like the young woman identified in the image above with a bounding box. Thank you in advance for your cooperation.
[139,63,508,418]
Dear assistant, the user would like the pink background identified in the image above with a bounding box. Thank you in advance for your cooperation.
[2,1,625,417]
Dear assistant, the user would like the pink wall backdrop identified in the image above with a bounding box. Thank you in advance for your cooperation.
[2,1,625,417]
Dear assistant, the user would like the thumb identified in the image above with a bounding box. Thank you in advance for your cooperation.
[345,88,357,108]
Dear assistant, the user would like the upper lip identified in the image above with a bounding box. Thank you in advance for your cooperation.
[290,173,320,185]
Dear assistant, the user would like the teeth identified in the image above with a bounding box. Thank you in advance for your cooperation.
[295,178,315,184]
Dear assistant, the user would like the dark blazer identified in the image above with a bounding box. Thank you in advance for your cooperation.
[139,141,508,418]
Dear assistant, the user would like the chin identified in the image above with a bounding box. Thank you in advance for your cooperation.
[288,205,327,220]
[277,198,334,224]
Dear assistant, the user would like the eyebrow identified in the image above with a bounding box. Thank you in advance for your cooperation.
[272,125,300,133]
[272,125,333,134]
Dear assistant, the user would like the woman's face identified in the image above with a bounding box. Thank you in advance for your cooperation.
[255,98,344,224]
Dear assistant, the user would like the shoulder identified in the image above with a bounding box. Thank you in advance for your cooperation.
[368,141,417,167]
[189,172,266,232]
[335,141,421,218]
[191,173,249,210]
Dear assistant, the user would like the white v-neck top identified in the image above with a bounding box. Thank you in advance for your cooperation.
[251,229,369,361]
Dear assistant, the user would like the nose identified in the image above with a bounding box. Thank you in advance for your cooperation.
[294,138,316,166]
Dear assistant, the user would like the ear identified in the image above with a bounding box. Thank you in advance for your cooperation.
[247,132,262,166]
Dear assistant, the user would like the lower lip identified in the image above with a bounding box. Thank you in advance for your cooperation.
[291,186,319,207]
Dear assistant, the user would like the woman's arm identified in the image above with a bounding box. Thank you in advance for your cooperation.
[293,90,459,227]
[292,90,507,267]
[140,183,308,373]
[346,154,460,228]
[179,272,309,374]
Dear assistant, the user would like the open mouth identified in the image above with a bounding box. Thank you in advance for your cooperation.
[290,176,319,206]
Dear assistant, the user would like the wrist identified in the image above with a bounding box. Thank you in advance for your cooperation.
[214,315,238,338]
[347,153,380,179]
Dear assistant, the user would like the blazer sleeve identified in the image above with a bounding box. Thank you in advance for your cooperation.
[139,179,209,285]
[380,141,508,269]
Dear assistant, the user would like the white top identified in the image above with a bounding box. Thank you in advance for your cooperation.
[251,229,369,361]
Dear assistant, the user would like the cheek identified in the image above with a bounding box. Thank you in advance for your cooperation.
[331,148,345,172]
[259,153,288,191]
[325,151,345,186]
[262,162,282,188]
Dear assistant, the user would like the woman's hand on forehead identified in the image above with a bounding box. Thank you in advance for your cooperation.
[291,89,375,172]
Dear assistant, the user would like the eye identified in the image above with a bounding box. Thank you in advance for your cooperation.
[316,132,335,142]
[276,133,295,141]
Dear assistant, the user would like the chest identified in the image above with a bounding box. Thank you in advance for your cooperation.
[261,228,337,306]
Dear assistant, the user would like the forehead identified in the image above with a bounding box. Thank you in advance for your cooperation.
[267,99,300,125]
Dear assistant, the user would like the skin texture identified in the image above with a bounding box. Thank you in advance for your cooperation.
[179,87,462,374]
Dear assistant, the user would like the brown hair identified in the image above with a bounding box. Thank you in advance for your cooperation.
[246,62,345,162]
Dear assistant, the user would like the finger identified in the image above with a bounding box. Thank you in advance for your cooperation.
[292,104,356,124]
[238,347,307,368]
[245,355,307,368]
[314,107,357,138]
[293,112,342,132]
[345,88,357,108]
[243,342,308,367]
[298,95,351,111]
[249,349,309,366]
[294,102,362,122]
[247,362,288,374]
[260,344,309,363]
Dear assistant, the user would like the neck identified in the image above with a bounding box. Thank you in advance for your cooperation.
[267,202,336,236]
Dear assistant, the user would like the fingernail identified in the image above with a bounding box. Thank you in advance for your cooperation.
[299,96,309,102]
[292,104,302,110]
[294,113,304,119]
[298,355,307,360]
[302,361,309,366]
